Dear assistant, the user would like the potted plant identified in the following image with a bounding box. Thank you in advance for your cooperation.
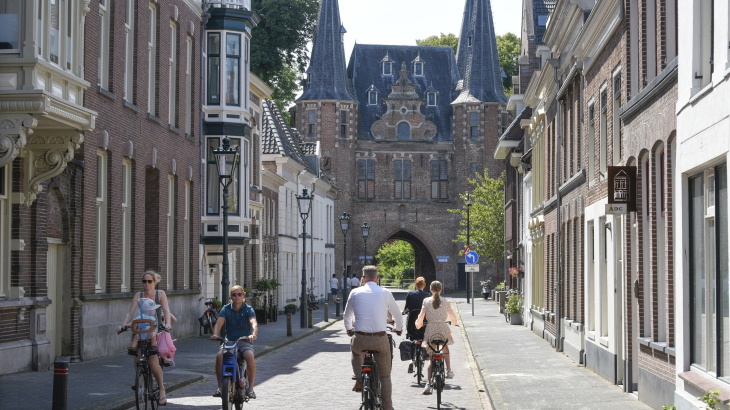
[506,293,523,325]
[509,266,524,279]
[284,304,297,315]
[254,307,268,325]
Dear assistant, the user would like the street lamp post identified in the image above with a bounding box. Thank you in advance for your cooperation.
[212,137,241,308]
[296,188,314,329]
[466,193,472,304]
[361,222,370,268]
[338,213,351,316]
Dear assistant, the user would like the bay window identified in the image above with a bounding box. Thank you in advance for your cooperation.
[206,137,245,217]
[0,0,21,50]
[50,0,60,64]
[207,33,221,105]
[225,33,240,106]
[0,165,7,298]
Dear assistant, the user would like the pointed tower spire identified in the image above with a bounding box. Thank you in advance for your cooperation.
[453,0,507,104]
[297,0,354,102]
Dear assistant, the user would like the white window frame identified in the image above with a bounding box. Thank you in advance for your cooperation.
[98,0,110,89]
[184,179,190,289]
[427,92,437,106]
[167,175,175,290]
[185,36,192,135]
[0,1,21,52]
[49,0,61,65]
[37,0,44,58]
[588,100,596,181]
[147,3,157,115]
[414,62,424,76]
[612,69,622,165]
[169,22,177,126]
[123,0,134,102]
[96,149,107,293]
[587,220,595,332]
[655,148,667,342]
[599,85,608,175]
[121,159,132,292]
[382,61,392,76]
[368,90,378,105]
[0,164,8,299]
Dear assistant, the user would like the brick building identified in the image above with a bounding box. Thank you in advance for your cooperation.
[294,0,508,290]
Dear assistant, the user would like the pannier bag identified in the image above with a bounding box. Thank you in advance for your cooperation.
[398,340,414,361]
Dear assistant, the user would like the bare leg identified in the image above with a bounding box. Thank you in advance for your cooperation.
[427,357,434,385]
[149,355,165,399]
[242,350,256,391]
[216,351,223,389]
[444,345,451,371]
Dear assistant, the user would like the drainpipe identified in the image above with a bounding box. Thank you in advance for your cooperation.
[548,57,563,353]
[199,4,210,292]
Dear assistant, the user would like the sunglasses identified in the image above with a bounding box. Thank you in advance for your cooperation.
[231,293,244,297]
[142,279,154,284]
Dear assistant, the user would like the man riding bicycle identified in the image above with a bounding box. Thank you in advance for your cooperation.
[344,265,403,410]
[210,286,258,400]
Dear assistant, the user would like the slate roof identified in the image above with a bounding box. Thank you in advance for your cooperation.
[297,0,354,102]
[499,107,532,142]
[347,44,460,142]
[533,0,556,45]
[453,0,508,104]
[261,99,316,174]
[300,142,317,155]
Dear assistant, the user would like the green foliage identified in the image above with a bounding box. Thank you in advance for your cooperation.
[496,33,520,95]
[212,297,223,310]
[416,33,459,55]
[506,293,522,314]
[662,406,676,410]
[699,391,721,410]
[267,278,282,289]
[448,169,505,264]
[284,303,298,310]
[250,0,319,110]
[253,278,271,292]
[496,282,505,291]
[376,240,415,280]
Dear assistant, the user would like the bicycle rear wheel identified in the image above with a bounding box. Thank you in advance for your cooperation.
[415,348,423,386]
[361,374,374,410]
[135,365,148,410]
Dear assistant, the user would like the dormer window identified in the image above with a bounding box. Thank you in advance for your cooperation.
[427,92,437,106]
[383,61,392,75]
[368,90,378,105]
[537,15,548,27]
[414,62,424,76]
[468,36,473,47]
[307,73,312,84]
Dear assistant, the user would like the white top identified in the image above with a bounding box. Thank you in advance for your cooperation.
[330,278,339,289]
[350,277,360,287]
[344,281,403,333]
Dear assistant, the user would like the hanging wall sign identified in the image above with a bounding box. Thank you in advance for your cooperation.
[608,166,637,212]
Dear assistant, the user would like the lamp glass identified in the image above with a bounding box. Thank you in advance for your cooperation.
[361,223,369,238]
[339,213,350,232]
[212,137,240,180]
[296,188,313,218]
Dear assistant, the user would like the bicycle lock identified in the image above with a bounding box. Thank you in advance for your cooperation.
[52,356,70,410]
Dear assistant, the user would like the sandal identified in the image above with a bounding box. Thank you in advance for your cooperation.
[247,391,256,399]
[212,388,221,398]
[158,395,167,406]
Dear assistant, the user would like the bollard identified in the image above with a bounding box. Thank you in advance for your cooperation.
[287,313,293,337]
[335,297,341,317]
[324,301,329,322]
[52,356,70,410]
[308,308,313,328]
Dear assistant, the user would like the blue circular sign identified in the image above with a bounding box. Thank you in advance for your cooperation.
[465,251,479,265]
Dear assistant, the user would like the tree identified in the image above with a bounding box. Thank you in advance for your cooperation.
[448,169,505,264]
[416,33,459,56]
[251,0,320,110]
[496,32,520,96]
[375,240,415,280]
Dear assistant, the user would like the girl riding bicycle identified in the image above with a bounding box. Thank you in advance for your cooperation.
[415,281,459,395]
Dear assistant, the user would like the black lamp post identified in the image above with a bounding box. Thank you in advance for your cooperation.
[338,213,350,314]
[212,137,241,308]
[361,222,370,268]
[466,193,472,303]
[296,188,314,328]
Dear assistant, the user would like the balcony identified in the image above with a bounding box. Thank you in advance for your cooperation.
[207,0,251,10]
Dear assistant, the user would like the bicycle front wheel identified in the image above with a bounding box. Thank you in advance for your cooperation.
[221,378,234,410]
[135,365,148,410]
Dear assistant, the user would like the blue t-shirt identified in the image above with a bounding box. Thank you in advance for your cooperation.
[219,302,256,341]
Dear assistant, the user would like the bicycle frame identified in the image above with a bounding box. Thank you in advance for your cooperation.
[360,351,381,410]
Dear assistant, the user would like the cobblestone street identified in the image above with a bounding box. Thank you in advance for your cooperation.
[152,300,489,410]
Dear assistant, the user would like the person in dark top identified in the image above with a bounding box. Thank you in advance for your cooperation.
[402,277,431,315]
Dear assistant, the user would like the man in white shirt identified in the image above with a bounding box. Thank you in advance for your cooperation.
[344,266,403,410]
[350,274,360,289]
[330,274,339,301]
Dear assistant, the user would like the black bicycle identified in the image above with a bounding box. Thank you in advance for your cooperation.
[199,298,219,334]
[357,326,396,410]
[428,337,449,410]
[118,320,167,410]
[405,310,426,386]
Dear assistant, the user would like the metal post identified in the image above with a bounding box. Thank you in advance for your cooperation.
[324,300,329,322]
[335,296,341,317]
[467,197,471,303]
[363,236,368,267]
[550,59,564,352]
[222,185,230,308]
[287,313,292,337]
[52,356,70,410]
[341,230,347,313]
[308,308,313,328]
[301,219,308,328]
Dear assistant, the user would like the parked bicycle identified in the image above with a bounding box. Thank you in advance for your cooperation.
[210,335,254,410]
[427,336,449,410]
[358,325,396,410]
[199,298,219,334]
[306,287,320,311]
[118,320,168,410]
[503,289,521,323]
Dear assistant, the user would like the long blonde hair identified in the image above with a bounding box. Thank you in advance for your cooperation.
[431,281,443,309]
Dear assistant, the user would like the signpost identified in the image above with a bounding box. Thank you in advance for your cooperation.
[465,251,479,316]
[437,256,449,291]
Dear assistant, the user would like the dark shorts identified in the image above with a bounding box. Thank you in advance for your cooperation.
[331,288,337,296]
[219,339,254,356]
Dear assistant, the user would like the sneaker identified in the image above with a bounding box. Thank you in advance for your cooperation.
[446,370,454,379]
[408,363,414,373]
[212,388,221,398]
[422,384,433,395]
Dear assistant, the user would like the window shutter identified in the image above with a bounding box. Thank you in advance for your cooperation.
[440,181,448,199]
[358,181,365,198]
[431,181,439,199]
[431,160,439,181]
[440,160,448,180]
[367,159,375,180]
[368,180,375,198]
[404,181,411,199]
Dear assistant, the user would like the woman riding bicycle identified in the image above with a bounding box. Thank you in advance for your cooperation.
[118,270,172,406]
[415,280,458,395]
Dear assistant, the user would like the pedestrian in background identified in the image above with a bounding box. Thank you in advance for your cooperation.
[330,274,339,301]
[350,274,360,289]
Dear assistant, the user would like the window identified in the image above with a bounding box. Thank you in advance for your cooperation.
[227,138,242,216]
[308,109,315,138]
[588,221,595,332]
[37,0,43,56]
[368,90,378,105]
[431,159,448,199]
[0,1,21,50]
[537,14,548,26]
[124,0,135,101]
[468,36,472,47]
[600,217,608,338]
[121,160,132,292]
[185,37,193,135]
[427,92,437,106]
[397,122,410,140]
[697,0,713,89]
[340,110,347,138]
[166,175,175,290]
[206,138,220,215]
[394,159,411,199]
[147,4,157,114]
[0,165,7,298]
[66,0,72,69]
[588,103,595,180]
[168,23,178,126]
[96,150,107,293]
[357,159,375,199]
[225,33,240,106]
[690,165,728,376]
[98,0,111,87]
[471,163,478,175]
[207,33,220,105]
[50,0,60,64]
[655,149,667,341]
[383,61,392,75]
[470,112,479,140]
[414,62,424,76]
[600,90,608,175]
[613,74,621,165]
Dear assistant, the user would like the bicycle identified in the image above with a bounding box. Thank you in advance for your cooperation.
[428,337,449,410]
[210,335,254,410]
[118,320,168,410]
[356,325,397,410]
[198,298,219,335]
[404,310,426,386]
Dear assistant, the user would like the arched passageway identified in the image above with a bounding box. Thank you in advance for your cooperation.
[375,230,438,285]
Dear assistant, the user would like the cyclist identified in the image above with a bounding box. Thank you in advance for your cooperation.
[402,277,430,373]
[415,280,459,395]
[344,265,403,410]
[210,285,259,400]
[118,270,172,406]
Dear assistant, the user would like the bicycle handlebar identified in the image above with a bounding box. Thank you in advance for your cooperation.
[209,335,253,343]
[117,322,168,335]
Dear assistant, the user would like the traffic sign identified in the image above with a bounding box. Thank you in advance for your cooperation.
[465,265,479,272]
[465,251,479,265]
[358,256,374,260]
[461,245,472,256]
[437,258,449,263]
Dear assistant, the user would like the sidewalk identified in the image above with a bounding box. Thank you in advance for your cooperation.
[453,295,651,410]
[0,302,342,410]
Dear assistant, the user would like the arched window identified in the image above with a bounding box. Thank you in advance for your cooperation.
[397,122,411,140]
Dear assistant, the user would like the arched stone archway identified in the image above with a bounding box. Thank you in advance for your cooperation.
[374,229,438,284]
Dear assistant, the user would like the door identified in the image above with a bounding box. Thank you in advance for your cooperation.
[46,243,66,358]
[615,216,624,386]
[457,263,467,292]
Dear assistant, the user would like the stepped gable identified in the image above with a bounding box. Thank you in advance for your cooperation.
[453,0,508,104]
[347,44,460,142]
[261,100,316,174]
[297,0,354,102]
